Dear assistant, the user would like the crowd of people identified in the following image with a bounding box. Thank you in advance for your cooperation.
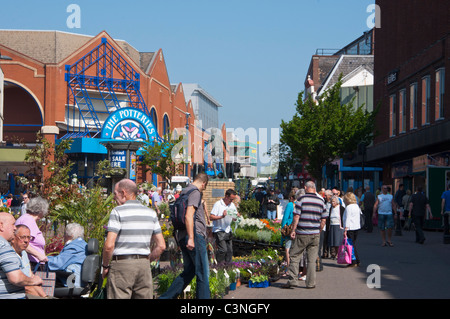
[277,181,442,290]
[1,171,447,299]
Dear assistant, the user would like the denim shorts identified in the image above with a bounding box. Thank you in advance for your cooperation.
[284,239,292,249]
[378,214,394,230]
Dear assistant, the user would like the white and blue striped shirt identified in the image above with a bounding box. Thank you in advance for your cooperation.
[0,237,26,299]
[107,200,162,256]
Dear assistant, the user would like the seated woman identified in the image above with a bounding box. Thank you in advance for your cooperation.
[47,223,88,287]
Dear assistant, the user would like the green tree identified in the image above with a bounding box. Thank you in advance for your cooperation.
[139,134,186,183]
[280,75,378,185]
[16,132,76,213]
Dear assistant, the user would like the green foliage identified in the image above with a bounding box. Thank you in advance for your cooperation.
[16,132,75,206]
[51,186,115,251]
[95,159,127,178]
[256,230,273,243]
[155,266,183,296]
[238,199,260,218]
[249,273,268,283]
[234,227,258,242]
[158,202,170,219]
[280,74,378,183]
[139,134,186,183]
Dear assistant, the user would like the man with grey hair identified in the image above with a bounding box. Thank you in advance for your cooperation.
[282,181,327,289]
[102,179,166,299]
[47,223,87,287]
[0,212,43,299]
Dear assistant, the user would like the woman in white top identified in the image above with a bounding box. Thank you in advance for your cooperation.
[327,196,345,259]
[343,192,362,267]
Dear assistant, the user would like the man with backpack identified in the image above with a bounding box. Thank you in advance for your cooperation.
[160,172,209,299]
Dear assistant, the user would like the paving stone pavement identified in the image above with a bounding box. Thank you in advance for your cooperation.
[223,227,450,299]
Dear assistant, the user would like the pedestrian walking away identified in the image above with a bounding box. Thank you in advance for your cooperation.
[343,192,362,267]
[102,179,166,299]
[409,186,431,244]
[394,184,406,236]
[362,186,375,233]
[160,172,210,299]
[281,181,327,289]
[280,190,296,276]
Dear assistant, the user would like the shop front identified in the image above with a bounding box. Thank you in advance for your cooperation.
[392,152,450,229]
[61,107,161,189]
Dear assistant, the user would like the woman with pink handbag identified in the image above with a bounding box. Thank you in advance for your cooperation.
[337,236,353,265]
[342,192,362,267]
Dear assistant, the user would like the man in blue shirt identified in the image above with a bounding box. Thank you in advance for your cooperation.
[0,212,42,299]
[441,183,450,234]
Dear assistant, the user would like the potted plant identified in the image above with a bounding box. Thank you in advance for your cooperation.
[248,273,270,288]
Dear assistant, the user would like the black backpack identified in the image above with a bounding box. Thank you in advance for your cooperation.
[170,188,201,231]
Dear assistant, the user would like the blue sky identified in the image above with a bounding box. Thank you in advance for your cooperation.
[0,0,374,139]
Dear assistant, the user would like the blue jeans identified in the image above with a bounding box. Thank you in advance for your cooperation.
[159,233,210,299]
[267,210,276,220]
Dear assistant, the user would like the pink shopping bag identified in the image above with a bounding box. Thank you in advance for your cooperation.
[337,238,353,265]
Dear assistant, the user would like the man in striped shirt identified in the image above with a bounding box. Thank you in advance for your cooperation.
[0,212,42,299]
[102,179,166,299]
[282,181,327,289]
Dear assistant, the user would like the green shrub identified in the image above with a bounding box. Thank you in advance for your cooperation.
[238,199,260,218]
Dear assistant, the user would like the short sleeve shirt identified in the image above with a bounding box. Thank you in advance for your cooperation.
[377,194,393,215]
[0,237,26,299]
[107,200,162,256]
[211,199,237,233]
[294,193,327,235]
[441,190,450,212]
[184,184,206,238]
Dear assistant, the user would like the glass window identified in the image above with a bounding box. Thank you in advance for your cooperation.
[389,94,396,137]
[410,83,417,129]
[163,114,170,137]
[435,68,445,120]
[399,89,406,133]
[421,76,430,125]
[150,108,158,132]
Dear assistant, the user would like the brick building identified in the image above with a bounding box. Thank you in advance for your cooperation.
[346,1,450,227]
[0,30,227,189]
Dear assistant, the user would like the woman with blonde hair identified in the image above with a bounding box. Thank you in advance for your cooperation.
[343,192,362,267]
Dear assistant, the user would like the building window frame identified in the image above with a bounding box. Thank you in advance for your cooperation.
[421,75,431,126]
[410,82,417,130]
[389,94,397,137]
[435,67,445,121]
[399,89,406,134]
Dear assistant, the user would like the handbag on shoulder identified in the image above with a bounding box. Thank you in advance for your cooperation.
[281,224,293,237]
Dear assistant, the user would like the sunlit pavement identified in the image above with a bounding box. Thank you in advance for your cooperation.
[224,226,450,299]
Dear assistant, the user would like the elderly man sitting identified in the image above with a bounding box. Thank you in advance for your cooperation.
[47,223,88,287]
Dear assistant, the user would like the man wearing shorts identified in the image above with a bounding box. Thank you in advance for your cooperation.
[373,185,396,247]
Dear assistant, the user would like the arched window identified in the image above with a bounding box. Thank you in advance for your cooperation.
[150,108,158,132]
[163,114,170,137]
